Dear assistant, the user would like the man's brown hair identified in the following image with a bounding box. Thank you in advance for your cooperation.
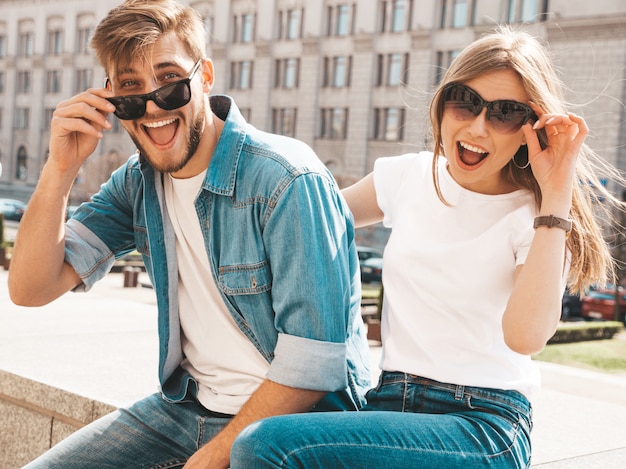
[90,0,206,77]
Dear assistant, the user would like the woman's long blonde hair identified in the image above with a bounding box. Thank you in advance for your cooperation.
[429,26,625,294]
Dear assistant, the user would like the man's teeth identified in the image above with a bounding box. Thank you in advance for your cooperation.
[144,118,177,128]
[459,141,487,154]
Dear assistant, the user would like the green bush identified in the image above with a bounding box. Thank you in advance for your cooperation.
[548,321,623,344]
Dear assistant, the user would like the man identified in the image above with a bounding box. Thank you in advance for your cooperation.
[8,1,370,467]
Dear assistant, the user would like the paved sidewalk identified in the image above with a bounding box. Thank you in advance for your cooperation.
[1,268,626,467]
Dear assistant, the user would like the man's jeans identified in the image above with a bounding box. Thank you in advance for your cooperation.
[231,372,533,468]
[23,393,232,469]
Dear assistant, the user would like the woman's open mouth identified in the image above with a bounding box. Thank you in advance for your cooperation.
[457,141,489,168]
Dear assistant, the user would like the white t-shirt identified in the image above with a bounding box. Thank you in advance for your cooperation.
[164,171,270,415]
[374,152,541,400]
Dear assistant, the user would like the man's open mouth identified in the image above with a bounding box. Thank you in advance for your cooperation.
[143,117,179,146]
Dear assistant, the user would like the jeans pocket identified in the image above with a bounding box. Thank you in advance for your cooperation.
[197,415,233,448]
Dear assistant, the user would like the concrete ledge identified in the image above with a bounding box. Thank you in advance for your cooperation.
[0,370,116,468]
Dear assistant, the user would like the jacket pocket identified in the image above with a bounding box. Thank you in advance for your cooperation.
[217,260,272,295]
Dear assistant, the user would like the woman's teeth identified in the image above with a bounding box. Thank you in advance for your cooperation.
[459,141,487,154]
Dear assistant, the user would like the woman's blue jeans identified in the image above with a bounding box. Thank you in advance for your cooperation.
[231,372,533,468]
[23,393,233,469]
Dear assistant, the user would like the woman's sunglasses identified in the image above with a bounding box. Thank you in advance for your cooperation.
[105,60,202,120]
[442,83,537,134]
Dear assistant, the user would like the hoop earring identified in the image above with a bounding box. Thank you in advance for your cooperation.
[512,145,530,169]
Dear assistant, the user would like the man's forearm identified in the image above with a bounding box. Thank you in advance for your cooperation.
[183,379,326,469]
[8,162,81,305]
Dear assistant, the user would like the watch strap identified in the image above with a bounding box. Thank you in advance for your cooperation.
[533,215,572,232]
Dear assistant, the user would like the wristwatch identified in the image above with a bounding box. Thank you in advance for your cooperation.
[533,215,572,233]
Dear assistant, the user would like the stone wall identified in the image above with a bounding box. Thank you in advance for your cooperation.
[0,370,116,469]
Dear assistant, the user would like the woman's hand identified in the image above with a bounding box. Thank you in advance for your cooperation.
[522,104,588,205]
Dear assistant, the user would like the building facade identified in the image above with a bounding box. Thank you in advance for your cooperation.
[0,0,625,203]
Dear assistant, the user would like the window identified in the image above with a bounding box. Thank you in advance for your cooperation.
[377,53,409,86]
[47,29,63,55]
[18,32,34,57]
[324,55,352,88]
[388,53,407,86]
[0,72,4,93]
[434,49,459,84]
[320,108,348,139]
[274,58,300,88]
[17,71,31,94]
[328,4,354,37]
[508,0,547,23]
[440,0,476,28]
[285,10,304,39]
[373,107,405,141]
[452,0,468,28]
[75,69,92,93]
[284,58,299,88]
[231,61,254,90]
[0,34,7,57]
[46,70,62,94]
[322,56,352,88]
[239,61,253,89]
[14,108,30,130]
[391,0,407,32]
[16,146,28,181]
[336,5,350,35]
[77,27,92,54]
[380,0,412,33]
[203,15,214,44]
[236,13,255,43]
[76,13,95,54]
[272,108,297,137]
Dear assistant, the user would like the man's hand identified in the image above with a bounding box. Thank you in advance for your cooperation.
[48,88,116,176]
[183,379,326,469]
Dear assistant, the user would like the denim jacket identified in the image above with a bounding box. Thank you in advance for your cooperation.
[64,95,371,410]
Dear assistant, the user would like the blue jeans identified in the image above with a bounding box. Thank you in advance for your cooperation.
[23,393,233,469]
[231,372,533,468]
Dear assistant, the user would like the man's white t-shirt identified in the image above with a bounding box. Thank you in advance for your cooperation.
[164,171,270,415]
[374,152,542,400]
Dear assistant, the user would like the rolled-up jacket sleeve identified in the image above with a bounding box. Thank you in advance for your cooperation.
[65,220,116,291]
[267,333,347,391]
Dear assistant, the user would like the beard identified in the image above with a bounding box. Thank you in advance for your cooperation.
[131,101,205,174]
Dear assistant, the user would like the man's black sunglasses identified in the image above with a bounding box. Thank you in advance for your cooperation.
[442,83,537,134]
[105,60,202,120]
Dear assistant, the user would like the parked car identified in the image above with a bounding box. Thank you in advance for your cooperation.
[360,256,383,284]
[357,246,383,285]
[561,288,584,320]
[0,198,27,222]
[357,246,382,263]
[581,287,626,325]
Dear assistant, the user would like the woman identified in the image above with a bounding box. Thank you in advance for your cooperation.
[229,27,624,468]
